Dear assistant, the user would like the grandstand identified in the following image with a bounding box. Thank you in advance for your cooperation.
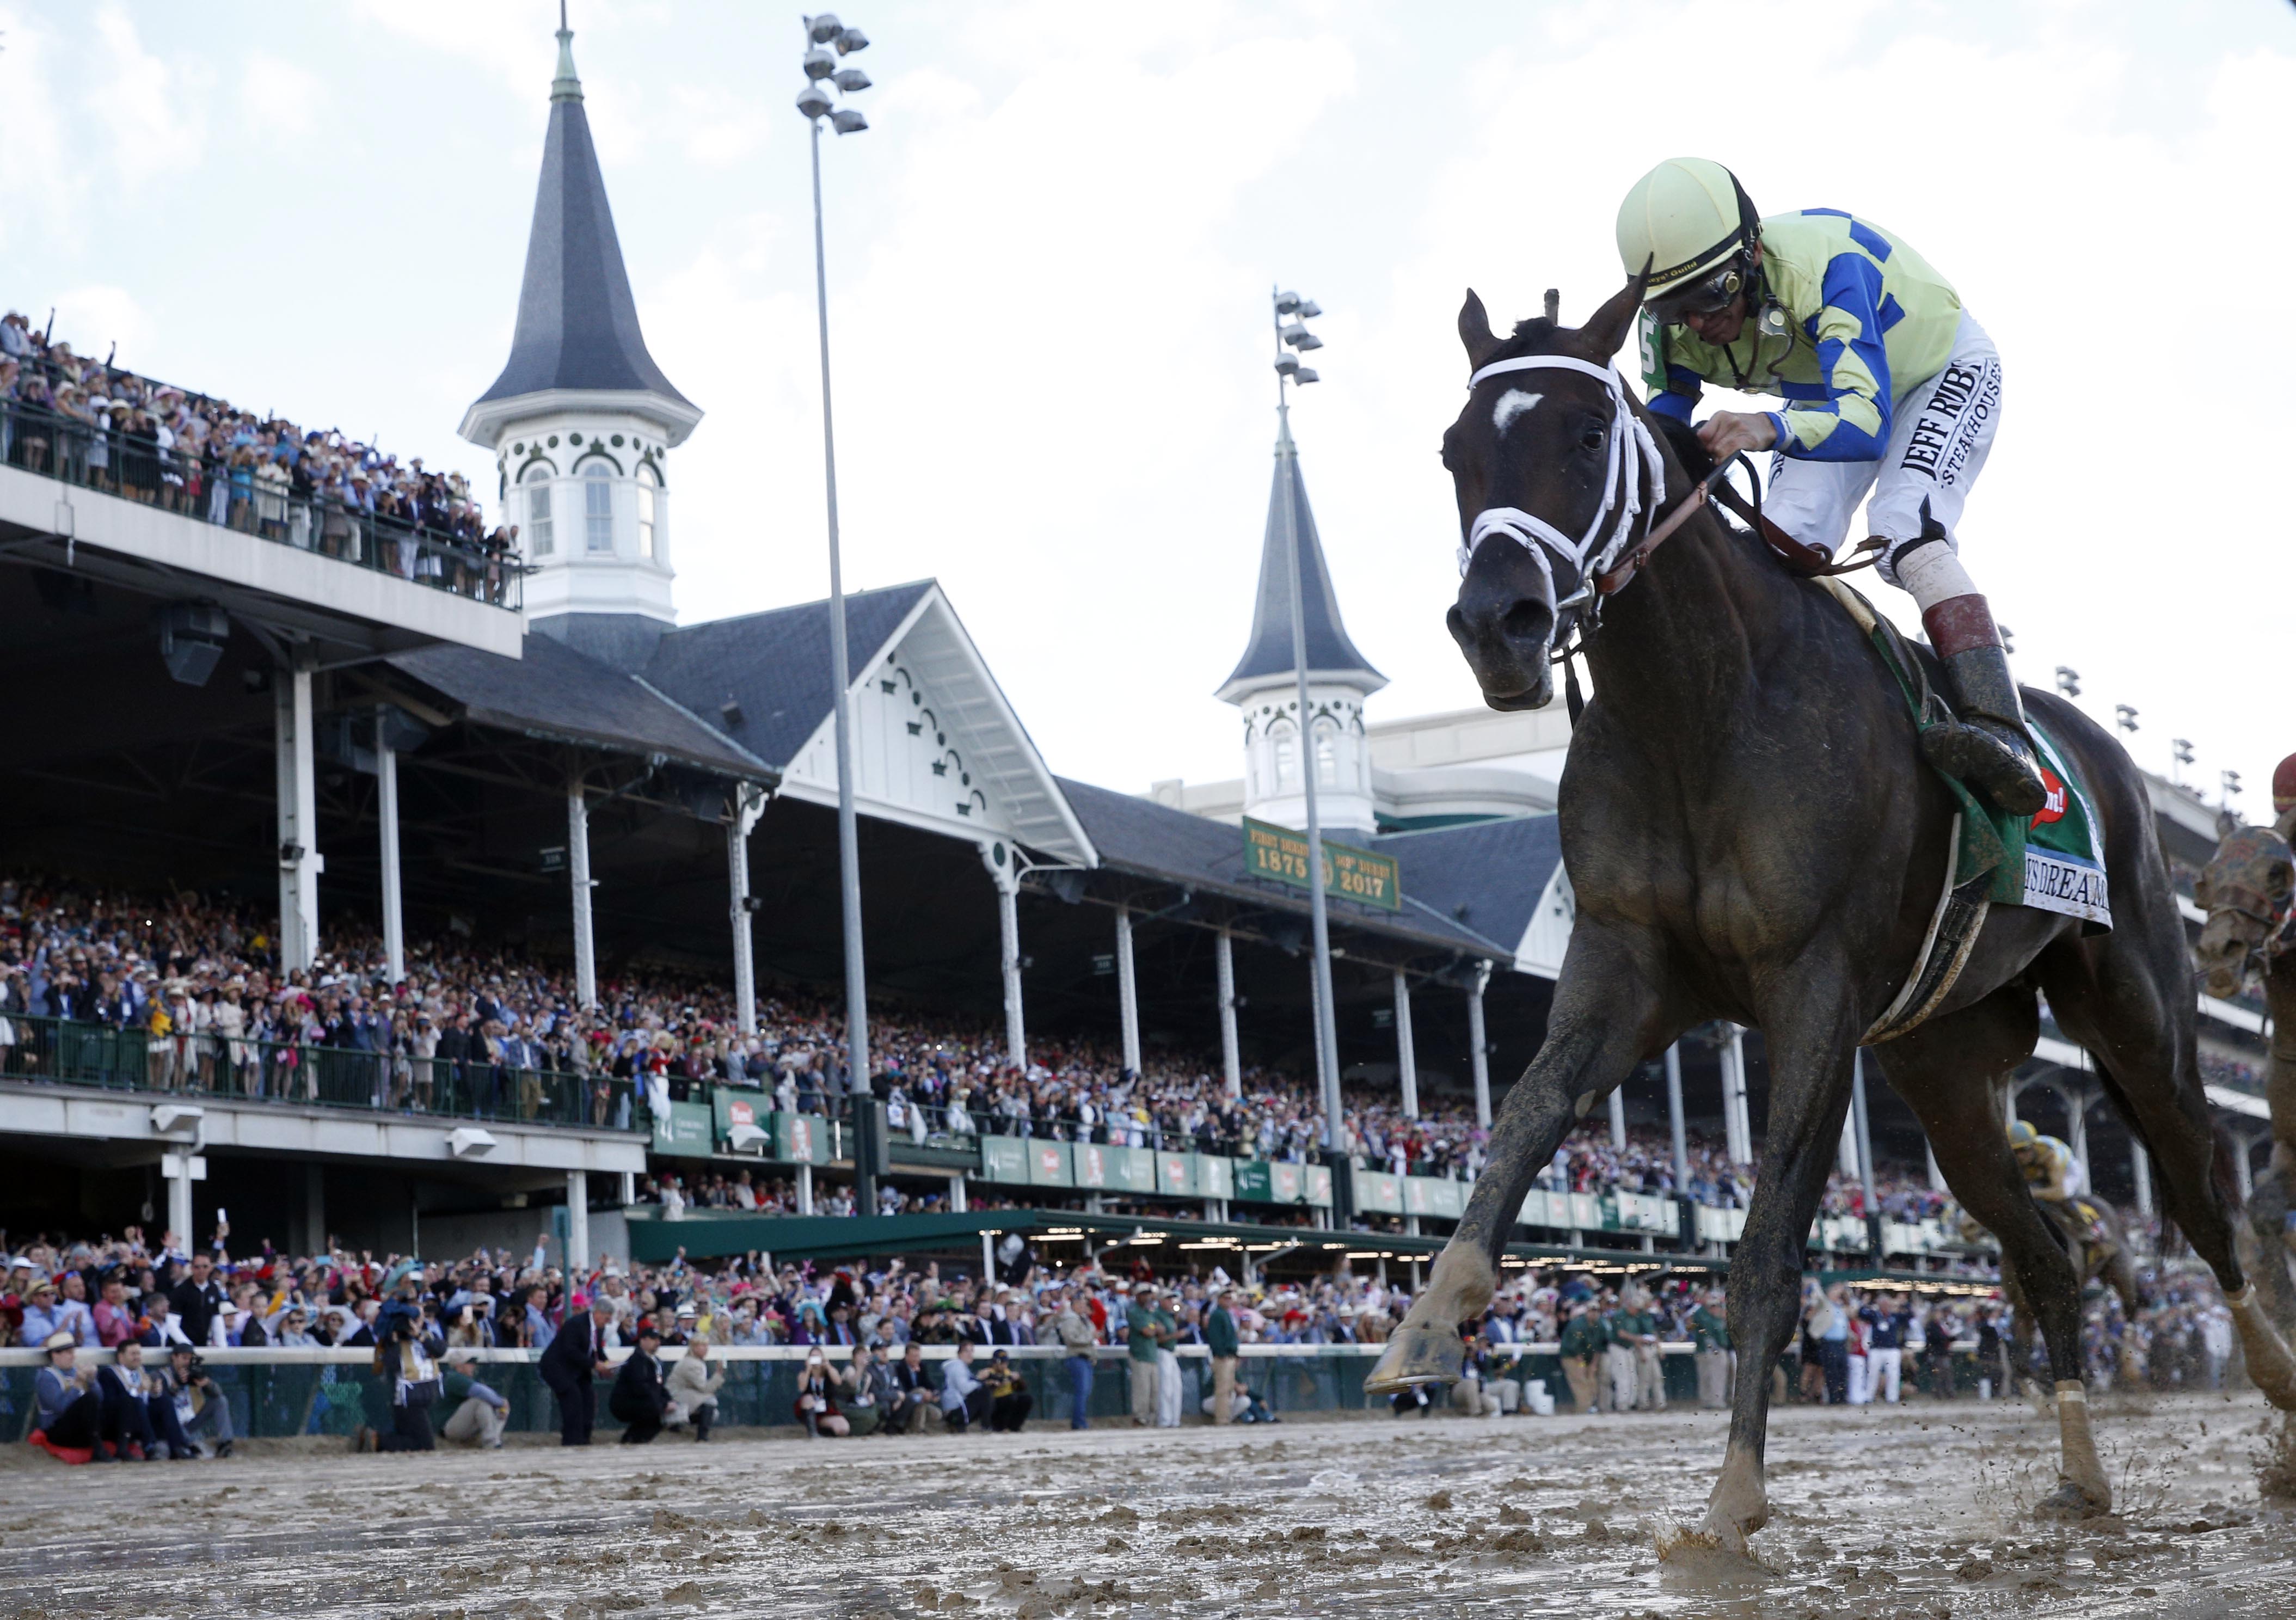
[0,20,2276,1286]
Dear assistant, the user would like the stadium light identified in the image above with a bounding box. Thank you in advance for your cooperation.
[797,13,879,1213]
[2222,769,2243,809]
[2114,704,2139,734]
[2054,666,2080,699]
[1269,283,1345,1224]
[2171,737,2194,789]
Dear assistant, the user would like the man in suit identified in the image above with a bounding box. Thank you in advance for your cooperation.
[538,1294,615,1445]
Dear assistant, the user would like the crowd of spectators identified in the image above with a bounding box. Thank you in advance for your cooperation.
[0,309,514,601]
[6,1211,2244,1468]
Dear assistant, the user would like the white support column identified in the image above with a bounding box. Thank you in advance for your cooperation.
[568,784,597,1009]
[980,844,1024,1069]
[796,1162,816,1217]
[729,787,765,1037]
[166,1159,194,1247]
[377,709,404,985]
[1215,930,1242,1099]
[981,1229,996,1286]
[2131,1138,2153,1218]
[1467,961,1493,1129]
[1309,964,1328,1101]
[1853,1052,1876,1196]
[1392,970,1419,1120]
[1926,1140,1946,1192]
[274,660,321,973]
[1723,1027,1752,1167]
[948,1174,968,1214]
[1609,1086,1629,1152]
[1114,904,1141,1075]
[2066,1087,2089,1169]
[617,1170,636,1207]
[1665,1042,1689,1189]
[2234,1131,2256,1200]
[565,1170,591,1271]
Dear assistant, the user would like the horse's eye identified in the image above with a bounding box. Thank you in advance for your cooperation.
[1579,427,1605,452]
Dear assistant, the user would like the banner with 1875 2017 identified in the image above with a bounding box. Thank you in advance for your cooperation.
[1242,817,1401,912]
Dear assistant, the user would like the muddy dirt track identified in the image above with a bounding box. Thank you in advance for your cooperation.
[2,1391,2289,1618]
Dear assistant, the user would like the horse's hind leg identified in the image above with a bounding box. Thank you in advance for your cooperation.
[2248,1155,2296,1333]
[1367,925,1666,1391]
[2040,928,2296,1410]
[1874,986,2110,1514]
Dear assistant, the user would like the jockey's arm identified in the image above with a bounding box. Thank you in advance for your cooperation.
[1772,253,1897,462]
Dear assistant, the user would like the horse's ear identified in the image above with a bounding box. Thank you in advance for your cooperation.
[1572,263,1650,361]
[1459,290,1502,370]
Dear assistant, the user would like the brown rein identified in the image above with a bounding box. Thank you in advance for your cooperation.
[1592,456,1879,597]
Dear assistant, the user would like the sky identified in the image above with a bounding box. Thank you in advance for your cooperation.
[3,1,2291,812]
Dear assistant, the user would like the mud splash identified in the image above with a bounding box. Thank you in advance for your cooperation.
[1,1391,2290,1615]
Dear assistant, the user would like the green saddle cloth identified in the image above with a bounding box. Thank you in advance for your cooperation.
[1850,590,2113,932]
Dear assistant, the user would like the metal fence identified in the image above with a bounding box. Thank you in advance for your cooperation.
[0,1014,646,1133]
[0,395,520,610]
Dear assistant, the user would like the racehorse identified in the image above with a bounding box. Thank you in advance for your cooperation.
[2194,820,2296,1329]
[1965,1195,2144,1390]
[1364,275,2296,1547]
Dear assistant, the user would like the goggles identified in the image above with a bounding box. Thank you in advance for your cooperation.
[1647,259,1746,327]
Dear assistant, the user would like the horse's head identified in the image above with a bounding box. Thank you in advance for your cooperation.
[1442,276,1650,711]
[2192,824,2295,998]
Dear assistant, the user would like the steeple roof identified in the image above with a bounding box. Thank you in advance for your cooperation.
[464,19,696,435]
[1216,431,1385,704]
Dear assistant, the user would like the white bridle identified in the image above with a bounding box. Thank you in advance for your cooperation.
[1458,355,1666,609]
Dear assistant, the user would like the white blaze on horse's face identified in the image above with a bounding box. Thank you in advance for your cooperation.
[1492,389,1542,434]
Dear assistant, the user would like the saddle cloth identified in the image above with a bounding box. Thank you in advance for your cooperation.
[1818,578,2112,931]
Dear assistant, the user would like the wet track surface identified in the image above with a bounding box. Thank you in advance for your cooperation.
[2,1391,2290,1618]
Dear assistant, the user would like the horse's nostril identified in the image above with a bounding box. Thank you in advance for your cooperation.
[1500,601,1553,647]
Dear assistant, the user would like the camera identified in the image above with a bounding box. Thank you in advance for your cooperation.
[182,1354,207,1382]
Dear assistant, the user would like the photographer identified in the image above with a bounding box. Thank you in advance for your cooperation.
[355,1306,445,1453]
[29,1330,102,1461]
[438,1352,511,1449]
[152,1345,234,1459]
[837,1341,892,1436]
[792,1346,848,1438]
[609,1322,672,1444]
[666,1336,725,1442]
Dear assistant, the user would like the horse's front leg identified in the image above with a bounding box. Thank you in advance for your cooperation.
[1700,975,1861,1552]
[1366,923,1667,1392]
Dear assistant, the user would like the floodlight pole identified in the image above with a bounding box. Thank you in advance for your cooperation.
[808,90,873,1215]
[1274,293,1349,1228]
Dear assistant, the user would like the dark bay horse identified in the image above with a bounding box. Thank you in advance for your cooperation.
[2194,819,2296,1328]
[1365,277,2296,1546]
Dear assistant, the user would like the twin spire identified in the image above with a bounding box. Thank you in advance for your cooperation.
[466,8,694,418]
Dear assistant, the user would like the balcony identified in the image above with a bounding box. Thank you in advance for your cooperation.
[0,398,524,659]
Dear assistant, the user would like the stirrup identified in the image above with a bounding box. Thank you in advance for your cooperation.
[1922,717,2048,817]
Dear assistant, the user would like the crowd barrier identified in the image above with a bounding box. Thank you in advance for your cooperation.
[5,1336,2019,1443]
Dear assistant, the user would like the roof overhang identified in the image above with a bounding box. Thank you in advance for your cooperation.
[459,387,705,451]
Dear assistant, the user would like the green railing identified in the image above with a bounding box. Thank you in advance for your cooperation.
[0,1014,644,1132]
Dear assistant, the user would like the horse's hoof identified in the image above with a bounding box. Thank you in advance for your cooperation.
[2034,1479,2109,1521]
[1364,1324,1463,1394]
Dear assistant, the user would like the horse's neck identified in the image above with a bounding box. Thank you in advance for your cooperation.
[1580,501,1787,730]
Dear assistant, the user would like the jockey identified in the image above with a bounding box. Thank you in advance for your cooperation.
[2008,1119,2087,1203]
[1616,157,2047,818]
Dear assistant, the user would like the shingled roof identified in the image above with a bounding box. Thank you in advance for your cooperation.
[1217,433,1384,703]
[468,22,693,417]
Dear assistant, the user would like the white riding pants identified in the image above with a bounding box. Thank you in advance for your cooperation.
[1764,311,2002,588]
[1868,1347,1903,1404]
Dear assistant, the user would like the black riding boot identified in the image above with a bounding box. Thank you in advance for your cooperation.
[1923,642,2049,817]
